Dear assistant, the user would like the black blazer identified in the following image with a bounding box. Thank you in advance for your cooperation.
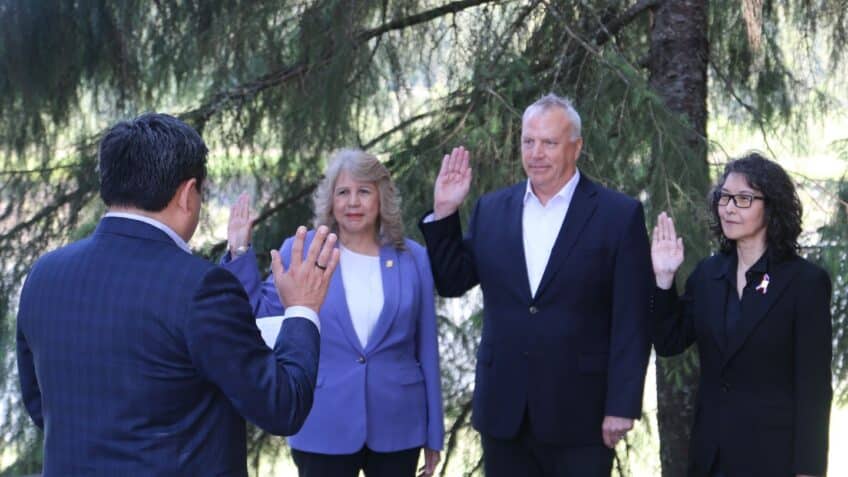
[420,175,653,446]
[652,252,832,476]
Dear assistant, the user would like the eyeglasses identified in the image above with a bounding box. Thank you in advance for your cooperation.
[715,192,765,208]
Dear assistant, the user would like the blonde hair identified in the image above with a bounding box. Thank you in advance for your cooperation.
[312,148,406,249]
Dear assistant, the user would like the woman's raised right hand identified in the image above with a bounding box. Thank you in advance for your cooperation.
[651,212,684,290]
[227,192,255,256]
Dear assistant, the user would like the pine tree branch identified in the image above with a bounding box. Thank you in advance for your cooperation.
[2,0,505,189]
[361,104,467,150]
[4,1,504,242]
[0,187,93,241]
[181,0,503,131]
[179,62,311,130]
[708,60,780,159]
[361,111,437,150]
[593,0,661,46]
[356,0,502,40]
[490,0,543,65]
[527,0,658,79]
[438,399,473,477]
[0,164,82,176]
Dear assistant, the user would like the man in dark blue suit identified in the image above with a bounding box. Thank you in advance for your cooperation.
[16,113,340,476]
[419,94,652,476]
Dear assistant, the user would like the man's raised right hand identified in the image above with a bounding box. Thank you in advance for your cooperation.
[270,225,339,313]
[433,146,472,220]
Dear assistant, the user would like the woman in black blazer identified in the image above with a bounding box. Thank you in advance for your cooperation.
[651,152,832,477]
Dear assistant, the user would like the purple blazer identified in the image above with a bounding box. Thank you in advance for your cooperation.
[223,231,444,454]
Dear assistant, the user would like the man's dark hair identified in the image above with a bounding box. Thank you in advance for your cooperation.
[98,113,208,211]
[709,151,803,260]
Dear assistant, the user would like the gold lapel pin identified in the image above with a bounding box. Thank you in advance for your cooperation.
[386,260,394,268]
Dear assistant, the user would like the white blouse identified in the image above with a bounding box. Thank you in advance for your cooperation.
[339,245,384,348]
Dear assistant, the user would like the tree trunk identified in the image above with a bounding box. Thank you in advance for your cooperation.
[648,0,709,147]
[647,1,710,476]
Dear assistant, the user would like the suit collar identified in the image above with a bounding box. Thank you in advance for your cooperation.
[713,248,770,280]
[95,216,189,252]
[711,251,734,279]
[748,252,770,274]
[364,246,402,353]
[504,175,599,300]
[330,244,402,354]
[325,258,363,353]
[103,211,192,253]
[533,174,599,298]
[710,249,801,367]
[522,169,581,206]
[704,252,734,351]
[505,183,533,299]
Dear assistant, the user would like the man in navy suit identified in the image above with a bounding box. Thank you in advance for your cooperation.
[419,94,653,476]
[16,113,340,476]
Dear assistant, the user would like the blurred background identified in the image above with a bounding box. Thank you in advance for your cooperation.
[1,1,847,475]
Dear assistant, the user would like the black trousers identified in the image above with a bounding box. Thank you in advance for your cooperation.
[290,446,421,477]
[480,410,614,477]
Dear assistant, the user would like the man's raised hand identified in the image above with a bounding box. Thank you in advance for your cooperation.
[271,225,340,313]
[433,146,472,220]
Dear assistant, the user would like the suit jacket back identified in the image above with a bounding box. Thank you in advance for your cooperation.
[16,217,320,476]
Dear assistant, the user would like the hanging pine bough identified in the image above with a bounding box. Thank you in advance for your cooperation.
[1,1,847,475]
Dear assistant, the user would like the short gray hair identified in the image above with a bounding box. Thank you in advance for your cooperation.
[312,148,406,250]
[522,93,582,140]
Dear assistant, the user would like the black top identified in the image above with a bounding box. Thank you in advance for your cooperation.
[721,251,769,346]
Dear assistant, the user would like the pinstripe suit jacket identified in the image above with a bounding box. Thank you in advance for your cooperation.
[16,217,319,476]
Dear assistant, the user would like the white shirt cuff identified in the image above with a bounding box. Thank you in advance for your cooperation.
[283,305,321,333]
[423,212,436,223]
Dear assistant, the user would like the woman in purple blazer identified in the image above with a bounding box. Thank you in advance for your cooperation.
[223,149,443,477]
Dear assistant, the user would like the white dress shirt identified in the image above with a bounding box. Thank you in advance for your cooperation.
[522,169,580,296]
[105,211,320,330]
[339,245,384,348]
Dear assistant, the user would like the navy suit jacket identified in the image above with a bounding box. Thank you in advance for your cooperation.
[419,175,652,446]
[16,217,320,476]
[222,232,444,454]
[652,252,832,476]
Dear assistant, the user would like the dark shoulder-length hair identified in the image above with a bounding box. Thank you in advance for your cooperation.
[709,152,802,259]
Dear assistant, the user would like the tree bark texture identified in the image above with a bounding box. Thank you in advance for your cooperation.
[648,1,710,477]
[648,0,708,149]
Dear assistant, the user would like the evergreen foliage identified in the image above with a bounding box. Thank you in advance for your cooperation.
[1,1,846,475]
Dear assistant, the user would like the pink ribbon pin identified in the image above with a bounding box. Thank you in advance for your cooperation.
[755,273,770,294]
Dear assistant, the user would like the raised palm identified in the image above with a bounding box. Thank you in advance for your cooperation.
[227,192,255,253]
[651,212,684,288]
[433,146,472,219]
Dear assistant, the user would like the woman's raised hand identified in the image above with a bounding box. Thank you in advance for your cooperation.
[227,192,255,256]
[651,212,684,290]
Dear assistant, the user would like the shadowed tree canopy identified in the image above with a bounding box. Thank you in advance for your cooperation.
[1,1,847,475]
